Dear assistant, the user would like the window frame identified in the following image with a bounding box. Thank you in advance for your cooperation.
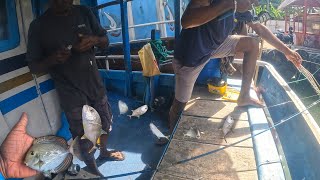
[0,0,20,53]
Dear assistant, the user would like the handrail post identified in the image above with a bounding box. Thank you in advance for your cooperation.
[120,0,133,97]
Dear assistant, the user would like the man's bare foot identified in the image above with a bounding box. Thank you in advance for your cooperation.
[98,150,125,161]
[237,95,264,107]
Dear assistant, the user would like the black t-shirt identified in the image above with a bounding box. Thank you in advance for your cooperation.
[26,5,107,111]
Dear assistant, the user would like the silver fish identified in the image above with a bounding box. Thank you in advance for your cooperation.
[222,115,235,142]
[82,105,108,153]
[128,105,148,119]
[150,123,169,145]
[184,127,201,139]
[118,100,129,115]
[24,136,73,178]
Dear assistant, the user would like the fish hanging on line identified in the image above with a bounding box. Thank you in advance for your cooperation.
[128,105,148,119]
[24,136,75,178]
[118,100,129,115]
[221,115,235,143]
[81,105,108,153]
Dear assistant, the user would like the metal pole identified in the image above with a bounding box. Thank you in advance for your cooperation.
[174,0,181,41]
[120,0,133,97]
[303,0,308,40]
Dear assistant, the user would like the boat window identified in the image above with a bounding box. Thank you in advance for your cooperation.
[0,0,20,53]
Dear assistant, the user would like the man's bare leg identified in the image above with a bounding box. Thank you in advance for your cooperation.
[235,36,263,107]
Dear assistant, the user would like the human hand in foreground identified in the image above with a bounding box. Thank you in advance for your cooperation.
[0,113,38,178]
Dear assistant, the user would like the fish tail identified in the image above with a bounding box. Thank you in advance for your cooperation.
[128,115,132,119]
[69,136,85,161]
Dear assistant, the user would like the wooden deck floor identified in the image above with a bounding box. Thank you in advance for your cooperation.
[153,86,258,180]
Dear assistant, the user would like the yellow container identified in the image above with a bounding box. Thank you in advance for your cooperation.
[207,82,227,95]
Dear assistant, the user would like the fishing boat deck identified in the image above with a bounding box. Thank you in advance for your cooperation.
[154,79,258,180]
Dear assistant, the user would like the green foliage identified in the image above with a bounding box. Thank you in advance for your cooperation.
[255,0,285,20]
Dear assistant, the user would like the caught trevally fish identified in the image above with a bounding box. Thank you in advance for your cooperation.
[118,100,129,115]
[128,105,148,119]
[222,115,235,143]
[24,136,73,178]
[150,123,169,145]
[184,127,201,139]
[82,105,108,153]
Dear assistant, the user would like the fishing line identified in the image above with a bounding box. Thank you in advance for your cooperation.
[157,98,320,171]
[297,66,320,95]
[301,60,320,66]
[266,94,320,108]
[288,67,320,84]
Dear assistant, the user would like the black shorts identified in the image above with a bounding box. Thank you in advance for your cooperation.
[65,95,113,139]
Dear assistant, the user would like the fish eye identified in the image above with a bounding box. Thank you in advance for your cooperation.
[31,151,34,155]
[90,109,94,112]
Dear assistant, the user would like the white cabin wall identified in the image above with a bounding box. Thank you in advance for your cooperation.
[0,0,63,142]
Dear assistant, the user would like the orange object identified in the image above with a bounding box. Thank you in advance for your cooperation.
[0,113,38,178]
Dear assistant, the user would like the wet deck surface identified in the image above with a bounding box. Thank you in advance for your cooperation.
[153,85,258,180]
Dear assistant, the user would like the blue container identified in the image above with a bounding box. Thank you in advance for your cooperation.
[56,112,72,141]
[196,58,221,85]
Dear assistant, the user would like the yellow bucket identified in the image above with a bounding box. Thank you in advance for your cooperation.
[207,82,227,95]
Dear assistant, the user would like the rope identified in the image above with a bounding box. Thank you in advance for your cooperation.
[150,40,173,64]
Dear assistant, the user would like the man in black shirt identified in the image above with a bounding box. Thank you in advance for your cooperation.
[26,0,124,176]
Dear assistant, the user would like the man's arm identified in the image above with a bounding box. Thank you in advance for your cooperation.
[248,22,302,66]
[248,22,290,54]
[28,50,71,73]
[26,21,71,73]
[181,0,234,29]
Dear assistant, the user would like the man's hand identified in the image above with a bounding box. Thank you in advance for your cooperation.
[285,49,303,67]
[0,113,38,178]
[73,34,99,53]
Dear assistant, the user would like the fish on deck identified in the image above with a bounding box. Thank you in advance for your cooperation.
[128,105,148,119]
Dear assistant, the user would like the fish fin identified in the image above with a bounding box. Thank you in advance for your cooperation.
[81,135,87,139]
[101,129,108,135]
[37,159,45,169]
[128,115,132,119]
[88,146,97,154]
[69,137,85,161]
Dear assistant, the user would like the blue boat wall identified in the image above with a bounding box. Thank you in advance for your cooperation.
[250,60,320,180]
